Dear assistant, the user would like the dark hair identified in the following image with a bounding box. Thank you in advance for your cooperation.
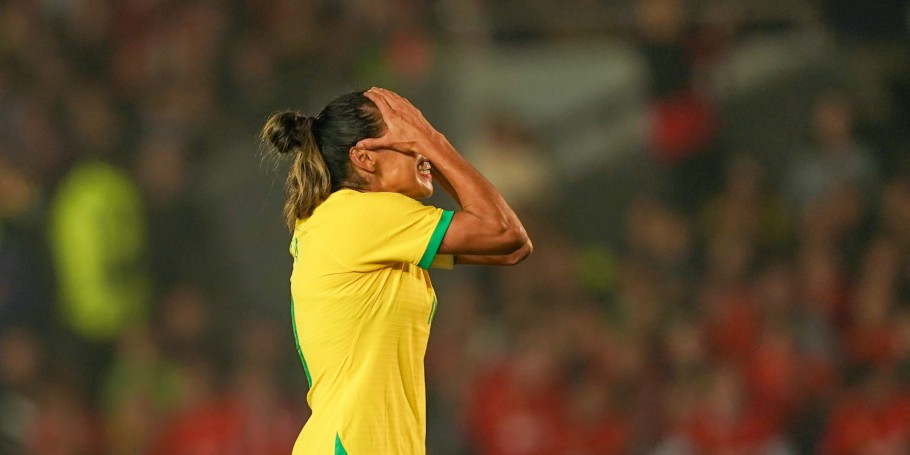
[260,91,384,230]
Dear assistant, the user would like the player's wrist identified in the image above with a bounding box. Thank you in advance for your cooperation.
[424,132,457,159]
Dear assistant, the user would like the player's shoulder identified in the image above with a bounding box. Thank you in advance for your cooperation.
[306,190,434,234]
[330,189,425,211]
[348,189,418,203]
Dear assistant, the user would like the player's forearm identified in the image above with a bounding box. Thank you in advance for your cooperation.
[427,133,527,244]
[454,239,533,265]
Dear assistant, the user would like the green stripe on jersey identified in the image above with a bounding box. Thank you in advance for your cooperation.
[428,296,438,324]
[290,298,312,387]
[335,433,348,455]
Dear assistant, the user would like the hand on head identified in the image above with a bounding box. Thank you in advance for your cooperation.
[357,88,441,157]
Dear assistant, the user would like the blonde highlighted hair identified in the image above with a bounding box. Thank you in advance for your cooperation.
[260,91,384,230]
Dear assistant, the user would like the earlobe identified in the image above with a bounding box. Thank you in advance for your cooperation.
[349,147,376,173]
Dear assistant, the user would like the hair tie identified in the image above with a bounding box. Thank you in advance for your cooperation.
[301,115,315,132]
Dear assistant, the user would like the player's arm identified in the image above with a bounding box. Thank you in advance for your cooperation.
[358,88,531,262]
[453,241,534,265]
[430,161,532,265]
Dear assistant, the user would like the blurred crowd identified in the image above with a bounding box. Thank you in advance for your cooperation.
[2,0,910,454]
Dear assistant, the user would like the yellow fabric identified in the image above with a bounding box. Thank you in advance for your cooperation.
[289,189,450,455]
[429,254,455,270]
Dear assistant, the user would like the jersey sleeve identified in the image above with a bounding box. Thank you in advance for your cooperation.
[338,192,454,270]
[430,254,455,269]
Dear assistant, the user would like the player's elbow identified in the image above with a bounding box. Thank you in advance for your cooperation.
[521,238,533,259]
[498,224,528,254]
[502,238,533,265]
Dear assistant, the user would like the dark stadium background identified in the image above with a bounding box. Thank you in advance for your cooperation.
[2,0,910,453]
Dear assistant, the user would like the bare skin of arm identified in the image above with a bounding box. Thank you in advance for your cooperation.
[430,166,531,265]
[453,241,534,265]
[358,88,532,263]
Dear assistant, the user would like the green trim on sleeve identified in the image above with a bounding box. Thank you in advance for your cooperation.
[418,210,454,269]
[290,298,312,388]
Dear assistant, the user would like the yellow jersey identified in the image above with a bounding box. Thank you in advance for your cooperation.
[288,189,454,455]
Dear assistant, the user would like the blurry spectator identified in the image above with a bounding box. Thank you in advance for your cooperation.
[426,281,484,454]
[821,0,910,129]
[470,113,555,214]
[895,309,910,381]
[55,0,113,80]
[112,1,227,134]
[465,325,566,455]
[820,366,910,454]
[0,326,42,454]
[622,195,694,309]
[561,372,631,454]
[660,318,708,382]
[135,133,223,292]
[843,237,902,368]
[701,265,759,363]
[700,154,789,256]
[0,156,53,329]
[881,175,910,250]
[48,160,151,342]
[494,220,587,327]
[682,365,792,454]
[783,93,879,216]
[100,327,184,455]
[155,284,216,363]
[636,0,693,100]
[62,80,123,159]
[796,241,850,331]
[228,32,280,117]
[7,92,68,188]
[22,379,101,455]
[0,157,41,225]
[0,326,99,454]
[637,0,721,211]
[149,317,301,455]
[745,322,802,428]
[144,357,223,455]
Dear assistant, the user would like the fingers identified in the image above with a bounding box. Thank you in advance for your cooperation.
[365,88,418,126]
[360,87,433,151]
[356,139,415,154]
[368,87,416,114]
[364,88,396,116]
[360,89,396,150]
[372,87,408,106]
[355,138,382,150]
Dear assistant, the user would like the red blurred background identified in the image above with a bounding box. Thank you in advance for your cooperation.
[1,0,910,454]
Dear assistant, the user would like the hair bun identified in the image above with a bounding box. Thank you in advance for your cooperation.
[261,111,314,154]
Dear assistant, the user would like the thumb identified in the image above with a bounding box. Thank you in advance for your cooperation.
[356,136,388,150]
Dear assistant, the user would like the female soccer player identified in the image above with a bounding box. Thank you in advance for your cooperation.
[260,87,532,455]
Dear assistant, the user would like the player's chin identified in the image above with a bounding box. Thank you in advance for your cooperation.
[413,181,434,199]
[402,182,433,200]
[417,185,434,199]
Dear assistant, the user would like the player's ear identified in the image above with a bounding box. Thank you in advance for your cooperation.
[349,146,377,173]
